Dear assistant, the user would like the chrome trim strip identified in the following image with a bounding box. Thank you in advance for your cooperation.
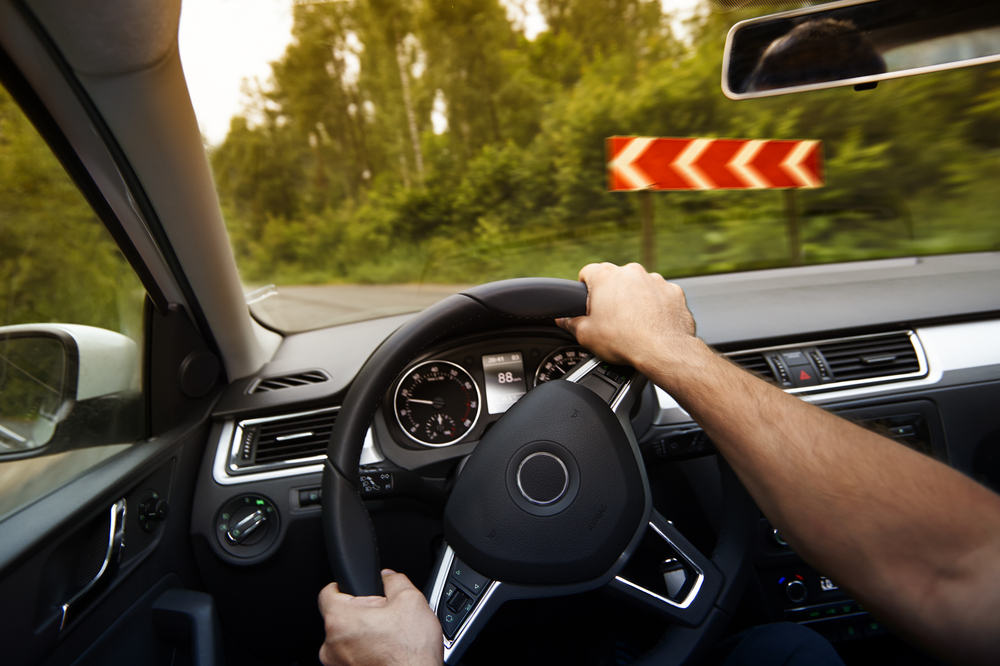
[613,519,706,610]
[444,582,500,661]
[610,376,635,414]
[227,406,340,476]
[212,407,385,485]
[428,545,501,662]
[532,345,594,387]
[721,0,1000,100]
[729,331,928,395]
[427,546,455,616]
[563,357,601,383]
[61,499,126,630]
[654,329,951,425]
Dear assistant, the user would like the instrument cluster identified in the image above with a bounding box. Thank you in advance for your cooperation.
[386,332,593,449]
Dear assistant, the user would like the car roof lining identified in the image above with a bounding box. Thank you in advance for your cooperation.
[25,0,181,76]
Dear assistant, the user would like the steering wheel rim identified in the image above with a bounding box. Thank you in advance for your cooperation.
[321,278,757,665]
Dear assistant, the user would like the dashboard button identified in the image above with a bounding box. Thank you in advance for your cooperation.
[781,350,810,367]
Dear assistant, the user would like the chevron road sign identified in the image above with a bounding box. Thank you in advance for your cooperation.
[606,137,824,191]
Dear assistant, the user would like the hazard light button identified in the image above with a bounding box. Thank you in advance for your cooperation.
[793,366,819,387]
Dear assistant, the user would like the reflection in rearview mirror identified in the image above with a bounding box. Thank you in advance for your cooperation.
[723,0,1000,99]
[0,336,67,451]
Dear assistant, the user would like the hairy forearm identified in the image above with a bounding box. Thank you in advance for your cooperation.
[638,337,1000,664]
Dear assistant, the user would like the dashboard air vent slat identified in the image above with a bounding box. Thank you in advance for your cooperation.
[251,370,329,394]
[242,411,337,467]
[816,334,920,382]
[728,352,776,381]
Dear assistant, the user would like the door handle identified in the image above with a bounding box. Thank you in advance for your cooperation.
[60,498,126,631]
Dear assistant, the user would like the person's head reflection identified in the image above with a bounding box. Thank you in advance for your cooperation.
[746,18,886,92]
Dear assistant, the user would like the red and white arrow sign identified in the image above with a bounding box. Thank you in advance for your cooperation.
[606,137,824,191]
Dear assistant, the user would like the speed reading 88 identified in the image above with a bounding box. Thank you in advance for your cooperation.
[482,352,527,415]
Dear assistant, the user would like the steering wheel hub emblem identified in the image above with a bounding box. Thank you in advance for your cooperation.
[516,452,569,505]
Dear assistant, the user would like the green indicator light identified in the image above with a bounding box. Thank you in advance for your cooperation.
[219,524,227,530]
[809,611,820,618]
[256,500,265,506]
[843,606,852,613]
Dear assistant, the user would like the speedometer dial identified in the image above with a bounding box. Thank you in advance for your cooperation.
[394,361,481,447]
[534,346,594,386]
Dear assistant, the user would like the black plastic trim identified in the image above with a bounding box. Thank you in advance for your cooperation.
[13,2,219,355]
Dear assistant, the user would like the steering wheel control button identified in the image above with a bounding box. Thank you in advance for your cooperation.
[447,590,470,613]
[215,495,279,559]
[450,558,490,597]
[576,373,618,402]
[516,452,568,505]
[660,558,688,600]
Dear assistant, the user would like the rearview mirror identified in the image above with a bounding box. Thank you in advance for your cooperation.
[723,0,1000,99]
[0,325,140,457]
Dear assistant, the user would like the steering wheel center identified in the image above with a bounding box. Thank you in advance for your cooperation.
[517,452,568,505]
[443,381,647,585]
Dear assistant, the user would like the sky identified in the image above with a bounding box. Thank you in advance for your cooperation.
[178,0,704,146]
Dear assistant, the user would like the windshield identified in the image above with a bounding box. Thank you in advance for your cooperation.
[180,0,1000,333]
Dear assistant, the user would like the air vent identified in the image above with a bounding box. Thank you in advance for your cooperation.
[231,407,337,472]
[250,370,329,394]
[725,331,926,395]
[728,352,776,380]
[816,333,922,383]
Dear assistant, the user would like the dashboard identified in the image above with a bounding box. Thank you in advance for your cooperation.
[189,253,1000,662]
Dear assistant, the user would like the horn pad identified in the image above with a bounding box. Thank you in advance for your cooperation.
[443,381,646,585]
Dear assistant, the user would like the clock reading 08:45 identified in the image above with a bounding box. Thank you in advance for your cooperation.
[393,361,481,447]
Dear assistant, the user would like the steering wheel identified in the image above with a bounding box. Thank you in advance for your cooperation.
[322,278,757,665]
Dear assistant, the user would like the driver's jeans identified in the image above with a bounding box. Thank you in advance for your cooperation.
[703,623,845,666]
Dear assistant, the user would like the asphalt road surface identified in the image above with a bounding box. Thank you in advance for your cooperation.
[250,283,474,332]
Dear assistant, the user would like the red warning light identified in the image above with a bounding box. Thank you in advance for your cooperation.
[799,370,811,381]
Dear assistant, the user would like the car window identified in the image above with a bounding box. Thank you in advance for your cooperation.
[181,0,1000,333]
[0,83,146,521]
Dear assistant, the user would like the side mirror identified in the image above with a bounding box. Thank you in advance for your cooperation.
[0,325,141,457]
[723,0,1000,99]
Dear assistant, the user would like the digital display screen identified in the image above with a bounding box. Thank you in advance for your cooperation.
[482,351,527,414]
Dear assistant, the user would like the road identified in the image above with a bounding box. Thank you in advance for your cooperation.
[249,283,474,331]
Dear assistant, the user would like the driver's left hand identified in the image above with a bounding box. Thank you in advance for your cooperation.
[318,569,443,666]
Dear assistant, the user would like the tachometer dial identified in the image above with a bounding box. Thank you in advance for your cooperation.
[394,361,481,447]
[533,346,594,386]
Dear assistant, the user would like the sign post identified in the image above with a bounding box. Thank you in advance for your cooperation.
[607,137,824,269]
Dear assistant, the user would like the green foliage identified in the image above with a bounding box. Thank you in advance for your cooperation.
[211,0,1000,296]
[0,87,143,337]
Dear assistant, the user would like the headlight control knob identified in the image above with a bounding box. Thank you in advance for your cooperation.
[216,494,279,559]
